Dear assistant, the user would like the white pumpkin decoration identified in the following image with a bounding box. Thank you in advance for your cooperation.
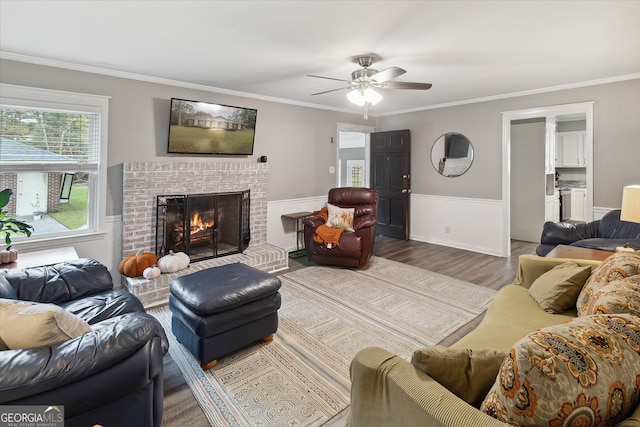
[142,265,161,279]
[0,246,19,264]
[157,250,190,273]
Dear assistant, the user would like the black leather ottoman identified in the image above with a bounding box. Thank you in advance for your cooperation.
[169,263,282,369]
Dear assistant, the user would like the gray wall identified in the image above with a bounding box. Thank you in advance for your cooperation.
[1,58,639,215]
[510,121,545,242]
[0,59,369,216]
[375,79,640,209]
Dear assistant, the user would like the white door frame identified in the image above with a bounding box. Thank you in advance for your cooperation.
[501,101,594,256]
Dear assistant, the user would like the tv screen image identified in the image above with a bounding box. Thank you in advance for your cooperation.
[168,98,257,155]
[444,133,470,159]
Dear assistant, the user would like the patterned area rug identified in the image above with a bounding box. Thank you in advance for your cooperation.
[150,256,496,426]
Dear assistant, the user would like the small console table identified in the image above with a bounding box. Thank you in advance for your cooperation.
[1,247,79,270]
[544,245,612,262]
[281,211,312,258]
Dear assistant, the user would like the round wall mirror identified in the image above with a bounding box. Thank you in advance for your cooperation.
[430,132,474,177]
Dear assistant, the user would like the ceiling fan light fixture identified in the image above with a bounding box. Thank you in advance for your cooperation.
[310,55,431,116]
[346,89,366,106]
[363,87,382,105]
[346,87,382,106]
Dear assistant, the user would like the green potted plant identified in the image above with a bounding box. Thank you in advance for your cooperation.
[31,193,43,220]
[0,188,34,264]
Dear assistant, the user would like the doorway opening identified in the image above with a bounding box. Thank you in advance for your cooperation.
[502,102,594,256]
[336,122,375,188]
[338,132,369,187]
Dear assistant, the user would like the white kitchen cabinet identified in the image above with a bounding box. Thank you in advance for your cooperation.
[545,192,560,222]
[570,188,587,222]
[556,131,586,167]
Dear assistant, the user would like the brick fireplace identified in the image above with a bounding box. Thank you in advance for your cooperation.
[121,161,287,307]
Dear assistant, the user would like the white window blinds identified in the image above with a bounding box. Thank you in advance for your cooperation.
[0,106,100,171]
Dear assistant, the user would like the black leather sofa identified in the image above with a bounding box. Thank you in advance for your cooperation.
[536,209,640,256]
[0,258,168,427]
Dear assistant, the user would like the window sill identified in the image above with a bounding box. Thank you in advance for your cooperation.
[7,231,107,252]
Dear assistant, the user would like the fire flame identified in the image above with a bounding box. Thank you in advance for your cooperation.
[190,212,214,233]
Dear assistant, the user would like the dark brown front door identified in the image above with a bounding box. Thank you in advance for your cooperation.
[371,129,411,239]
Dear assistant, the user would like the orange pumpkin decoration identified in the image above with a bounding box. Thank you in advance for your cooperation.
[119,249,158,278]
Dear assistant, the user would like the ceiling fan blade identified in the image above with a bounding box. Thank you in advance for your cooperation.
[370,66,406,83]
[378,81,433,90]
[307,74,351,83]
[311,87,352,96]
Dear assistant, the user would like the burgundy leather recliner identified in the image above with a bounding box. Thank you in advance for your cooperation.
[303,187,379,268]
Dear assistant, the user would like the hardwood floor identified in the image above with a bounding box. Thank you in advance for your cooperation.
[161,238,539,426]
[371,237,538,290]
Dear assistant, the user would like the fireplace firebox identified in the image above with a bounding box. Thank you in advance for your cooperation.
[156,190,250,262]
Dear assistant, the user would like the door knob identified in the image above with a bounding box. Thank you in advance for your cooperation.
[402,175,410,179]
[401,189,411,193]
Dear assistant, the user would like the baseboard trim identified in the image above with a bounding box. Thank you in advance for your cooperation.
[410,234,503,257]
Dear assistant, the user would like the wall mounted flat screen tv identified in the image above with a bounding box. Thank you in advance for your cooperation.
[168,98,257,155]
[444,133,470,159]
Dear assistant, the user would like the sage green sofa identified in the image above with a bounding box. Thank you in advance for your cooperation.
[349,254,640,427]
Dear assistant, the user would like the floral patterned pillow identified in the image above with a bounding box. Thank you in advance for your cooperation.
[480,313,640,426]
[577,252,640,316]
[589,275,640,317]
[326,203,355,232]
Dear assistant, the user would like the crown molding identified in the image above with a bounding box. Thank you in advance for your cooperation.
[2,51,638,118]
[0,51,359,115]
[379,73,640,117]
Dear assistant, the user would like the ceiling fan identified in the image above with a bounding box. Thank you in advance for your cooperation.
[308,56,432,118]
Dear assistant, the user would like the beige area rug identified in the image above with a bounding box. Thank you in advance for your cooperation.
[150,256,497,426]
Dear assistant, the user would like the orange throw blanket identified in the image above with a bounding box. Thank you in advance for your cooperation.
[313,207,328,223]
[312,207,343,248]
[314,225,343,248]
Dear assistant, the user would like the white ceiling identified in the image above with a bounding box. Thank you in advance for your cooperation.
[1,1,639,116]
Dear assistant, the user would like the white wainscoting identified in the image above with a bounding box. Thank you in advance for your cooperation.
[593,206,616,220]
[58,200,620,284]
[267,193,507,257]
[74,215,123,285]
[12,215,123,281]
[63,202,619,279]
[267,196,327,253]
[410,194,506,257]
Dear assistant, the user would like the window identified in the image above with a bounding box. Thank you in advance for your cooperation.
[347,160,365,187]
[0,84,109,247]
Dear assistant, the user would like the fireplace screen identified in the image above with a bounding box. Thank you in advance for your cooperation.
[156,190,250,262]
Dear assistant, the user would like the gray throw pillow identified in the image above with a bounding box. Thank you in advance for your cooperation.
[411,345,506,407]
[528,262,592,313]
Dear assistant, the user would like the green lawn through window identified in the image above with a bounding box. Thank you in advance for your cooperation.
[49,185,88,230]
